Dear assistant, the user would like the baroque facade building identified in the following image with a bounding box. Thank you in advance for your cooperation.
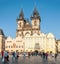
[1,8,56,53]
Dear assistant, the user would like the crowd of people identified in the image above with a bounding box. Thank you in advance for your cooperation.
[1,51,9,62]
[1,50,58,63]
[1,50,19,63]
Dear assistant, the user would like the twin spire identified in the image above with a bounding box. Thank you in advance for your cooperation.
[18,7,41,21]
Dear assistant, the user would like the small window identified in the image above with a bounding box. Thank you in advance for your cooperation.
[19,46,20,48]
[9,46,10,48]
[22,46,23,48]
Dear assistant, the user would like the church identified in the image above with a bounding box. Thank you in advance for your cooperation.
[0,8,56,53]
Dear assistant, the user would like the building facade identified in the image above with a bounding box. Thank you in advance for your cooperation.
[56,40,60,52]
[5,36,24,52]
[1,8,56,53]
[0,29,5,52]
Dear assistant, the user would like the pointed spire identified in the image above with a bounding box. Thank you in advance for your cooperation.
[33,7,39,17]
[31,7,41,21]
[17,9,24,20]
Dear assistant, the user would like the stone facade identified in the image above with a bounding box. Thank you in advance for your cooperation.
[5,36,24,52]
[0,29,5,52]
[56,40,60,52]
[0,8,56,53]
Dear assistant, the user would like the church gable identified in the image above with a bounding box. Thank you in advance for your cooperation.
[47,33,55,38]
[32,33,39,37]
[24,32,31,37]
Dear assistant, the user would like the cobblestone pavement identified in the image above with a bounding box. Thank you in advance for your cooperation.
[0,55,60,64]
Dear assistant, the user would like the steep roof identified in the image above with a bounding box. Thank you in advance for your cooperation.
[0,29,4,36]
[31,7,41,21]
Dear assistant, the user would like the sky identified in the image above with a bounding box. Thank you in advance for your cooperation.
[0,0,60,40]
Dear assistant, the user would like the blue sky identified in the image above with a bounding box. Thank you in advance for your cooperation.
[0,0,60,39]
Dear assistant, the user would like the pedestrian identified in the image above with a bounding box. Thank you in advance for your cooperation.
[4,51,8,62]
[1,50,4,58]
[45,52,48,60]
[7,52,9,61]
[1,50,4,63]
[12,51,15,61]
[42,52,45,59]
[15,51,19,60]
[55,53,58,60]
[28,52,30,58]
[23,52,26,59]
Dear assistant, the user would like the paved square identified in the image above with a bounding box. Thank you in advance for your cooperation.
[0,54,60,64]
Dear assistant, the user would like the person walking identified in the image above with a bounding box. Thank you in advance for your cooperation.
[15,51,19,61]
[7,52,9,61]
[28,52,30,58]
[4,51,8,62]
[45,52,48,60]
[42,52,45,59]
[55,53,58,61]
[1,50,4,59]
[12,51,16,61]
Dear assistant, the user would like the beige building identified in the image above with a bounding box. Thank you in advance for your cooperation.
[0,29,5,52]
[5,36,24,52]
[0,8,56,53]
[56,40,60,52]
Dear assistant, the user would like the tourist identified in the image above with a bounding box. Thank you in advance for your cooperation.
[42,52,45,59]
[55,53,58,60]
[7,52,9,61]
[12,51,16,61]
[45,52,48,60]
[23,52,26,59]
[1,50,4,59]
[28,52,30,58]
[4,51,8,61]
[15,51,19,60]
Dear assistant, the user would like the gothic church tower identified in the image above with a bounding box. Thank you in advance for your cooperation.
[31,7,41,34]
[16,10,25,37]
